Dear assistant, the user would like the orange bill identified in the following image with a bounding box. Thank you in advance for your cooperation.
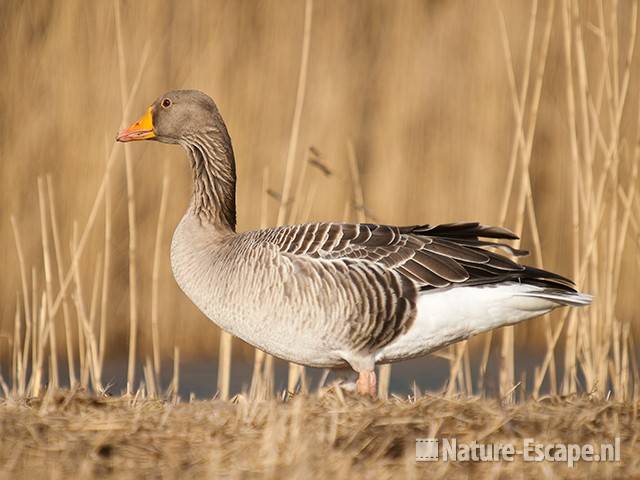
[116,107,156,142]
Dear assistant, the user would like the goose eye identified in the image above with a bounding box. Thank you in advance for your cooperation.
[161,98,172,108]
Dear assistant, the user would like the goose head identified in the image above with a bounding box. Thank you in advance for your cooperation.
[116,90,226,145]
[116,90,237,228]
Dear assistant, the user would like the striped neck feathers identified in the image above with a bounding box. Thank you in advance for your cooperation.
[180,130,237,231]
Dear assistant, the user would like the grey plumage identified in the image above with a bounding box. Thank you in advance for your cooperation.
[117,89,591,385]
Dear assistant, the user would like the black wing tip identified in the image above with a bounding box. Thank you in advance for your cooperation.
[410,222,520,241]
[475,224,519,240]
[521,265,576,288]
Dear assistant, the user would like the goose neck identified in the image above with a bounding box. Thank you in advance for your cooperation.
[180,132,237,232]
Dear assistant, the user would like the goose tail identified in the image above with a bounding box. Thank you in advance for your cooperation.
[513,288,593,307]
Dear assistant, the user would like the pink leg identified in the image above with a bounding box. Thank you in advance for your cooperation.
[356,370,377,397]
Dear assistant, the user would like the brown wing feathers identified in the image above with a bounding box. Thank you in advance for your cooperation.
[269,221,576,292]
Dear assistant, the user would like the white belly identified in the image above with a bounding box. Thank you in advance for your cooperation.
[376,283,560,363]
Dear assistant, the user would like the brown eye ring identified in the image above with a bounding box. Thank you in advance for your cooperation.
[161,98,172,108]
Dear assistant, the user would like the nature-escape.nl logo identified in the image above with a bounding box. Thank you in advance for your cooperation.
[415,437,620,468]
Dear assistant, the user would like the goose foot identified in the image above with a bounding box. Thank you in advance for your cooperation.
[356,370,377,397]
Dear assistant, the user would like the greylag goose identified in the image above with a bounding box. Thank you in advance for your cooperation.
[117,90,591,397]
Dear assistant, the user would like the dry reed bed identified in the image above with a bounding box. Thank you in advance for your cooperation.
[0,389,637,479]
[2,0,640,409]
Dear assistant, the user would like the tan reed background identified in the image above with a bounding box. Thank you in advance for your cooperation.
[0,0,639,397]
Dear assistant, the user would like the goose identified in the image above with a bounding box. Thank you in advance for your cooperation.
[116,90,591,397]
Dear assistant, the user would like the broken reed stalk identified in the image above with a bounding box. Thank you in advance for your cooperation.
[88,255,103,385]
[67,223,85,387]
[279,0,313,395]
[31,293,49,397]
[445,343,466,397]
[99,148,112,378]
[77,233,101,389]
[170,346,180,400]
[31,270,37,389]
[114,0,139,396]
[151,166,170,383]
[37,178,59,389]
[70,225,92,389]
[143,357,156,399]
[11,295,21,396]
[10,218,32,396]
[217,333,232,401]
[46,175,77,388]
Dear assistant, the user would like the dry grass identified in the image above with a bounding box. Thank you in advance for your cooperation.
[0,388,637,478]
